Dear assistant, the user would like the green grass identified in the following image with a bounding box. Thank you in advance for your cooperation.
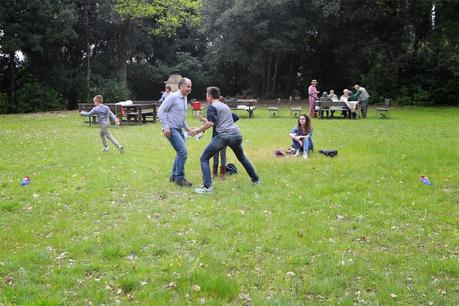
[0,107,458,305]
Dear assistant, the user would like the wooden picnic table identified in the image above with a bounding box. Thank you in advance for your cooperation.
[315,101,353,119]
[78,101,160,125]
[117,101,160,124]
[224,99,257,118]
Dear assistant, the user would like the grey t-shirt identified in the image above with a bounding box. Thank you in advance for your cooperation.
[81,104,116,125]
[358,87,370,101]
[207,101,241,138]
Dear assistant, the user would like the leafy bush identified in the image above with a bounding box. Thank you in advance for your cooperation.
[397,85,431,105]
[174,52,211,98]
[128,62,170,100]
[91,79,131,103]
[16,81,65,113]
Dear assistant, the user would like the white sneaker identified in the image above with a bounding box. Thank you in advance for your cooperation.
[293,151,300,157]
[194,186,213,194]
[303,154,309,160]
[102,146,109,152]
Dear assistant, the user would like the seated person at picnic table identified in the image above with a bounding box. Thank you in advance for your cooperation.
[289,114,314,160]
[319,91,333,118]
[327,89,339,117]
[328,90,338,101]
[340,89,358,119]
[196,95,240,177]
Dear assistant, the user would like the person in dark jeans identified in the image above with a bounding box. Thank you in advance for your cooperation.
[158,78,193,187]
[189,87,259,193]
[196,96,239,178]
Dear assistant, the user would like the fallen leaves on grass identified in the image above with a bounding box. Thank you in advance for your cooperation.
[165,282,177,289]
[239,293,252,306]
[5,276,14,286]
[127,252,137,261]
[55,252,67,260]
[192,284,201,292]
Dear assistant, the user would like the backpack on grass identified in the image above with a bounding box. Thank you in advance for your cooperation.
[225,163,237,175]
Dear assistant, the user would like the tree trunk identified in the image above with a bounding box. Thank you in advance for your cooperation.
[234,61,239,94]
[9,51,16,111]
[271,55,279,95]
[286,55,295,96]
[84,2,91,102]
[118,20,129,88]
[265,53,272,96]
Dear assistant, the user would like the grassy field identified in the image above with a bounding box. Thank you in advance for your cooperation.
[0,106,458,305]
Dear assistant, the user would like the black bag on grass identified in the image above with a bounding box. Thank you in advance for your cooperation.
[225,163,238,175]
[319,150,338,158]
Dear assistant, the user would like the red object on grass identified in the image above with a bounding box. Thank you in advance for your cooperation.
[191,101,201,111]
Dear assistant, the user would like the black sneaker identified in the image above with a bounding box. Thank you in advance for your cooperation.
[175,178,192,187]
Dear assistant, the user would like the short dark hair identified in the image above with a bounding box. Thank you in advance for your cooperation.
[207,87,220,99]
[178,78,190,88]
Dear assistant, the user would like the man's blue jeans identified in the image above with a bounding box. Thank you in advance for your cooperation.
[200,135,258,188]
[167,128,187,180]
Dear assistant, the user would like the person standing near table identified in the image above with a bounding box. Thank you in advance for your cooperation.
[308,79,319,117]
[350,84,370,118]
[158,78,193,187]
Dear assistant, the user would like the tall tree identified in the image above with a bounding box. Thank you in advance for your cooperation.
[113,0,201,87]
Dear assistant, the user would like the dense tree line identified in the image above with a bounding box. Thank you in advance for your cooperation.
[0,0,458,113]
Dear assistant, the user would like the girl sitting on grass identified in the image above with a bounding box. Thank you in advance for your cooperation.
[289,114,313,160]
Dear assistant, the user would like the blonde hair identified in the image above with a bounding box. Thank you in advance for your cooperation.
[93,95,103,104]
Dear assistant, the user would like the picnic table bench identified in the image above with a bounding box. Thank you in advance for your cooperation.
[224,99,257,118]
[315,101,351,119]
[78,101,160,125]
[117,100,160,124]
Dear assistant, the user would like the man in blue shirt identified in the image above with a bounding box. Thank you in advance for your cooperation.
[189,87,259,193]
[158,78,193,187]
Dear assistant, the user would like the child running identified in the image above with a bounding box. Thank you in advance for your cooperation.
[80,95,124,153]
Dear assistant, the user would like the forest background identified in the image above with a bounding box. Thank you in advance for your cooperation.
[1,0,458,113]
